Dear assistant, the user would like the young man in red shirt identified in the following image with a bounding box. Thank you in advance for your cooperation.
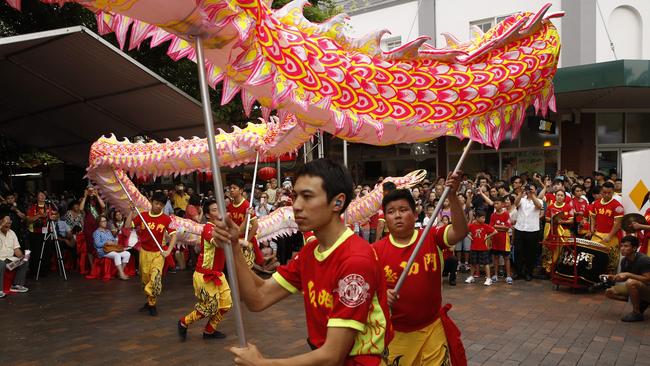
[125,191,177,316]
[178,199,232,340]
[373,172,468,365]
[490,196,513,284]
[589,182,624,273]
[227,179,263,266]
[223,158,392,365]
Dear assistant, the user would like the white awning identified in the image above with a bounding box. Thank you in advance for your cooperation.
[0,26,229,167]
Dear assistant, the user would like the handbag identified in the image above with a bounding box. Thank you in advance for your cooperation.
[103,244,124,253]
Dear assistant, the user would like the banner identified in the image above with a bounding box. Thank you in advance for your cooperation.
[621,149,650,214]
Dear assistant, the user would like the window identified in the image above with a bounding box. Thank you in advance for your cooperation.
[470,14,513,36]
[384,36,402,51]
[597,113,624,144]
[625,113,650,143]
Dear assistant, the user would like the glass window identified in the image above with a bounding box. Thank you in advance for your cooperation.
[597,113,624,144]
[625,113,650,143]
[597,150,618,174]
[543,150,559,176]
[470,18,494,35]
[520,118,559,147]
[384,36,402,51]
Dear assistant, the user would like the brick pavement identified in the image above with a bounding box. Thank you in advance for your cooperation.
[2,270,650,365]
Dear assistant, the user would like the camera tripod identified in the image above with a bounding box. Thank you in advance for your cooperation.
[36,217,67,280]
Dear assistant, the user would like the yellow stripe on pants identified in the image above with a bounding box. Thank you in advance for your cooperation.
[140,249,164,306]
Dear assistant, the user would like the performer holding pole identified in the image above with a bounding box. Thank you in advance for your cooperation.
[194,36,247,346]
[178,199,233,340]
[373,179,469,365]
[124,190,177,316]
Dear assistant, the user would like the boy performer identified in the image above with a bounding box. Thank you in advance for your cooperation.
[178,199,232,340]
[490,196,513,284]
[126,191,177,316]
[222,159,392,365]
[466,211,497,286]
[227,179,263,266]
[373,173,468,366]
[589,182,624,273]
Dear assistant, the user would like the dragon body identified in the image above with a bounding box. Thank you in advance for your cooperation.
[5,0,562,241]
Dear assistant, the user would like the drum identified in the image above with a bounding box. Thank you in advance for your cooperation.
[553,238,610,284]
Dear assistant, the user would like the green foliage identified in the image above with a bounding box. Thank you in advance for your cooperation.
[1,0,342,127]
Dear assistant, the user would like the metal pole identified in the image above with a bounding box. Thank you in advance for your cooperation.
[393,140,474,294]
[113,171,164,253]
[343,140,348,226]
[276,157,281,184]
[244,152,260,243]
[195,37,247,347]
[318,132,324,159]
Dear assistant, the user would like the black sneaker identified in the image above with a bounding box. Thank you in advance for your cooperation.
[203,331,226,339]
[621,312,644,322]
[449,279,457,286]
[148,305,158,316]
[640,300,650,314]
[177,320,187,341]
[139,303,150,313]
[525,275,533,281]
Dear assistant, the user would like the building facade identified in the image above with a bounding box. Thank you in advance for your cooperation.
[337,0,650,181]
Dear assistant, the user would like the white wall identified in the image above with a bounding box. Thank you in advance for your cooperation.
[434,0,562,48]
[595,0,650,62]
[346,1,419,46]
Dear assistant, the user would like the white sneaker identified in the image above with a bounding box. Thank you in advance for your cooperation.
[0,291,5,298]
[491,275,498,283]
[484,278,493,286]
[506,276,513,284]
[10,285,28,293]
[465,276,475,284]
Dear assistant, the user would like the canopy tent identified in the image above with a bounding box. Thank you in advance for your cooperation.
[0,26,230,167]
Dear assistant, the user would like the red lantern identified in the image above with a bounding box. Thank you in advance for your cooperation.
[258,167,277,181]
[201,172,213,182]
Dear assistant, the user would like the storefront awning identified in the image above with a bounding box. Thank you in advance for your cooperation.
[553,59,650,110]
[0,26,229,167]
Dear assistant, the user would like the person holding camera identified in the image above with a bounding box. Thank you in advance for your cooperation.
[513,183,545,281]
[81,186,105,273]
[26,191,56,277]
[604,236,650,322]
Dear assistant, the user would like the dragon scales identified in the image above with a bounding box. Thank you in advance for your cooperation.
[5,1,562,240]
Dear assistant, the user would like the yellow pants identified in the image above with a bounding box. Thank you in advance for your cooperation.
[183,272,232,332]
[592,232,620,274]
[387,319,450,366]
[140,249,164,306]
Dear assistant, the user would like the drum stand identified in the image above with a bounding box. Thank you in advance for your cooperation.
[36,218,67,280]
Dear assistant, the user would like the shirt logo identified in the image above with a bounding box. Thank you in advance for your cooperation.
[336,274,369,308]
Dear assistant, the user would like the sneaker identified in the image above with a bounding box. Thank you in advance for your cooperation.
[473,271,480,278]
[465,276,475,284]
[506,276,513,285]
[484,278,493,286]
[139,303,150,313]
[10,285,28,293]
[168,268,177,274]
[491,275,498,283]
[203,331,226,339]
[0,291,5,298]
[621,312,644,322]
[177,320,187,341]
[449,279,457,286]
[148,305,158,316]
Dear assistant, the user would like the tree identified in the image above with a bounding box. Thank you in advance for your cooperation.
[0,0,342,126]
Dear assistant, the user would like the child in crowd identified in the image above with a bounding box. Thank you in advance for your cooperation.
[490,196,513,284]
[466,210,497,286]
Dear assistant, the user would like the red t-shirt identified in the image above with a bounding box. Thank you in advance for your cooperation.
[592,198,624,233]
[641,208,650,254]
[227,198,255,227]
[27,203,56,233]
[132,211,175,252]
[545,192,556,206]
[373,226,451,332]
[469,223,496,251]
[273,229,392,365]
[546,202,574,223]
[489,210,511,251]
[572,196,589,226]
[195,222,225,274]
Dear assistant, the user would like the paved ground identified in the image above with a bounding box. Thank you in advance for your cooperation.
[2,270,650,365]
